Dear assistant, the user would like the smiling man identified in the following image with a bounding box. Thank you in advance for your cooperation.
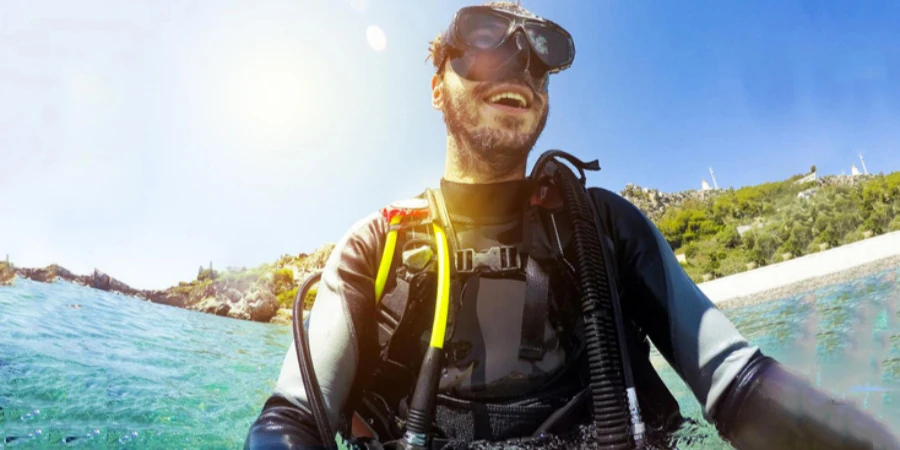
[245,2,899,449]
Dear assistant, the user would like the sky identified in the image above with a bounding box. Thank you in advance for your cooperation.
[2,0,898,289]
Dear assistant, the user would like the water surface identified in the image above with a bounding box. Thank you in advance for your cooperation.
[1,266,898,448]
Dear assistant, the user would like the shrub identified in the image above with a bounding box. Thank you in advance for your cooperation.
[716,226,741,249]
[890,215,900,232]
[277,287,299,309]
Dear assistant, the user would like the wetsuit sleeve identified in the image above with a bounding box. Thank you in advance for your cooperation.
[245,212,387,449]
[590,188,900,449]
[589,187,758,417]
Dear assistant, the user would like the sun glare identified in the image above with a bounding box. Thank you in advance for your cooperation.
[177,12,357,181]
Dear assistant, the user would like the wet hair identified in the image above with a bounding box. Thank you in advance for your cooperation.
[427,1,538,74]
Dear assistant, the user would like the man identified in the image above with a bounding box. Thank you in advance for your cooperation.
[246,2,899,449]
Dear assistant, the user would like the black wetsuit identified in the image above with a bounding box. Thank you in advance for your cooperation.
[245,179,900,450]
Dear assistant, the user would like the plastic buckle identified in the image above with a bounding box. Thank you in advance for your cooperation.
[455,246,522,273]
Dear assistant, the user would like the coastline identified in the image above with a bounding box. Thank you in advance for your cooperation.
[698,230,900,309]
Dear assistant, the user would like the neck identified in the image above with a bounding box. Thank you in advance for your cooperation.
[443,134,527,184]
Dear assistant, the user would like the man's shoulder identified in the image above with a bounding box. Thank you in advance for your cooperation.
[343,192,431,238]
[586,186,645,216]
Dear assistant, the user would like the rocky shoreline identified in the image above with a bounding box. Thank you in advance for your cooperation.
[0,246,333,325]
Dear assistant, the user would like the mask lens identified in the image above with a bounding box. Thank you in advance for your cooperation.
[457,10,511,50]
[524,23,573,68]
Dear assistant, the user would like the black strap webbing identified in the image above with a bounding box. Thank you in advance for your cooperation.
[519,256,548,361]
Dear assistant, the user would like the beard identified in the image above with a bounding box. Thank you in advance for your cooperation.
[441,78,549,178]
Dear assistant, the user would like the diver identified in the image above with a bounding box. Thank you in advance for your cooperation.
[245,2,899,449]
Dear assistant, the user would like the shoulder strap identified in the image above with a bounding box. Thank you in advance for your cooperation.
[425,188,459,258]
[519,255,549,361]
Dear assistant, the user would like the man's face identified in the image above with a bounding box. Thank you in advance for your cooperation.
[434,61,550,174]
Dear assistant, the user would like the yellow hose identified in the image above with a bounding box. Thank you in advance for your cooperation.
[429,223,452,349]
[374,216,402,303]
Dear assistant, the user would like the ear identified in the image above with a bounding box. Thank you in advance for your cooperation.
[431,73,444,110]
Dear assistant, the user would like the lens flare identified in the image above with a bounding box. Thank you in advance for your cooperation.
[366,25,387,52]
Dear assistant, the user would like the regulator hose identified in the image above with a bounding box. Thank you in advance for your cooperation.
[292,271,337,449]
[402,222,453,449]
[532,150,643,449]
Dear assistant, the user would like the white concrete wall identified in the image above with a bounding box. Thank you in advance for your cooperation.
[697,230,900,304]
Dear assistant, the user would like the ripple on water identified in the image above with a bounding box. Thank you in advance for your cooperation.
[2,267,900,448]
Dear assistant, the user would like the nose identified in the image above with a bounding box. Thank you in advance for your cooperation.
[513,32,531,70]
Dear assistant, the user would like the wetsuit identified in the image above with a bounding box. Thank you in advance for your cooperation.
[245,179,900,450]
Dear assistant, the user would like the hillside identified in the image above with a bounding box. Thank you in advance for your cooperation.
[622,170,900,283]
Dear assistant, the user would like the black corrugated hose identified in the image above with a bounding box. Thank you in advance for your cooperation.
[532,150,643,449]
[293,271,338,449]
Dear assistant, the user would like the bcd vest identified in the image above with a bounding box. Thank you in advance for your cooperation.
[350,185,682,445]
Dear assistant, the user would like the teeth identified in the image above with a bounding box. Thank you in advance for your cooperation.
[487,91,528,108]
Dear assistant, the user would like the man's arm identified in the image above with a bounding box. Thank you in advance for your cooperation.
[589,187,899,449]
[245,213,387,449]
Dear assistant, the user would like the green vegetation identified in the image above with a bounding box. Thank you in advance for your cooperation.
[273,267,298,309]
[651,172,900,283]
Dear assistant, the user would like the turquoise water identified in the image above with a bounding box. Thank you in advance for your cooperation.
[2,267,899,449]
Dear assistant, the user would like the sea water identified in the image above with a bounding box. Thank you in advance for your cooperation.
[1,267,898,449]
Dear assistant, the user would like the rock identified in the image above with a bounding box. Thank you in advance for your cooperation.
[245,289,278,322]
[145,289,188,308]
[15,264,76,283]
[91,270,112,290]
[0,262,14,286]
[191,296,231,316]
[223,288,243,303]
[620,184,724,221]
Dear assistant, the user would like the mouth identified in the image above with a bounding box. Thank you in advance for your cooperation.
[481,83,534,113]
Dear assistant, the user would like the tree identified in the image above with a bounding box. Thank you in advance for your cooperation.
[810,165,817,174]
[750,232,778,265]
[716,226,742,249]
[818,224,839,247]
[741,231,756,250]
[780,225,812,257]
[862,204,890,235]
[702,251,722,277]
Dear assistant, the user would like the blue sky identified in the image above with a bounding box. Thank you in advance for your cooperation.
[2,0,898,289]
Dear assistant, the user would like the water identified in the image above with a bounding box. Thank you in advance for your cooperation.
[1,267,899,449]
[658,266,900,449]
[1,279,292,448]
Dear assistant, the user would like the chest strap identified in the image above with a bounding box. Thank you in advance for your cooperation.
[455,245,522,274]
